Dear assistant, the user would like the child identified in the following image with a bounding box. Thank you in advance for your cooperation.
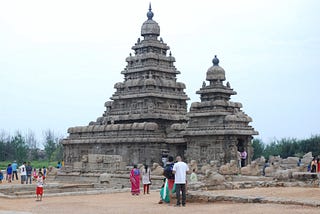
[6,164,12,183]
[189,169,198,183]
[35,171,45,201]
[33,168,37,181]
[0,170,3,183]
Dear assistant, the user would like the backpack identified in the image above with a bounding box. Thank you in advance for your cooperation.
[163,163,174,179]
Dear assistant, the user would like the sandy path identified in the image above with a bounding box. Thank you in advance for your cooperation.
[0,187,319,214]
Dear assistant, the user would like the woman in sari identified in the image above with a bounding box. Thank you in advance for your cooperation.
[130,164,140,195]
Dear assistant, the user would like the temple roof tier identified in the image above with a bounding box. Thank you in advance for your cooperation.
[132,41,170,51]
[121,66,179,75]
[196,88,237,96]
[190,100,243,109]
[110,92,189,100]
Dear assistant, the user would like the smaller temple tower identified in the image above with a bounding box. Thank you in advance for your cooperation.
[183,56,258,166]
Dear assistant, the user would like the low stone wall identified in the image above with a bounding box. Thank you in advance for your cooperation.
[187,190,320,207]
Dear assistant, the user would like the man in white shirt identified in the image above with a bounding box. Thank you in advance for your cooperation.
[19,162,27,184]
[172,156,189,207]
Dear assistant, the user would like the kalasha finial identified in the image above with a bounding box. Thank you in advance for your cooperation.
[147,2,154,20]
[212,55,219,66]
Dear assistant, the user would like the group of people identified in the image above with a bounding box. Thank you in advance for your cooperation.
[0,161,47,202]
[130,164,151,195]
[129,155,192,207]
[3,161,47,184]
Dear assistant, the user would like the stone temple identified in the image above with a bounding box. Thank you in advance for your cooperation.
[62,5,258,169]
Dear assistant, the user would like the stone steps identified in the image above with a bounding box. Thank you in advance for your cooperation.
[0,183,98,198]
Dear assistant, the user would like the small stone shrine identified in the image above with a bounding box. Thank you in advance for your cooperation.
[62,4,258,170]
[183,56,258,165]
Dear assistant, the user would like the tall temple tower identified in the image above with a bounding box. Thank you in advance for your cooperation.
[183,56,258,165]
[102,4,189,126]
[62,5,189,165]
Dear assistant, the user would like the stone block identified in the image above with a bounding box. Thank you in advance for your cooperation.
[73,162,83,169]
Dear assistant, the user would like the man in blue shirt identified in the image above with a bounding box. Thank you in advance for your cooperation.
[11,161,18,181]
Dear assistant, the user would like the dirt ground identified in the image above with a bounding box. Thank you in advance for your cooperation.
[0,185,320,214]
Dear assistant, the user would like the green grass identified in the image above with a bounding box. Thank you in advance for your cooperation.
[0,161,58,170]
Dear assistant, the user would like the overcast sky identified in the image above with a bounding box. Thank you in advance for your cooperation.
[0,0,319,144]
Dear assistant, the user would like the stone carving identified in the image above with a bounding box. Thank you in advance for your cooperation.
[240,161,260,176]
[201,160,218,176]
[189,160,198,172]
[99,173,112,184]
[219,160,239,175]
[81,155,88,163]
[151,163,164,176]
[203,171,225,186]
[96,156,103,163]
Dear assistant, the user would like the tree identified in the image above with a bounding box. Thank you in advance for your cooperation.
[52,141,63,162]
[43,130,64,161]
[252,138,265,160]
[10,131,28,163]
[25,130,39,160]
[0,131,11,161]
[43,130,57,161]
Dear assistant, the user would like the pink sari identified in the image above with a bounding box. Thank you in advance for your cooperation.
[130,168,140,195]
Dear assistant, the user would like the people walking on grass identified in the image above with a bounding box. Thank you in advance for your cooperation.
[142,164,151,194]
[26,162,33,184]
[172,156,189,207]
[6,164,12,183]
[35,171,45,201]
[130,164,140,195]
[11,160,18,181]
[19,162,27,184]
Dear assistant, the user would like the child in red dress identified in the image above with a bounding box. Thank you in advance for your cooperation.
[35,171,45,201]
